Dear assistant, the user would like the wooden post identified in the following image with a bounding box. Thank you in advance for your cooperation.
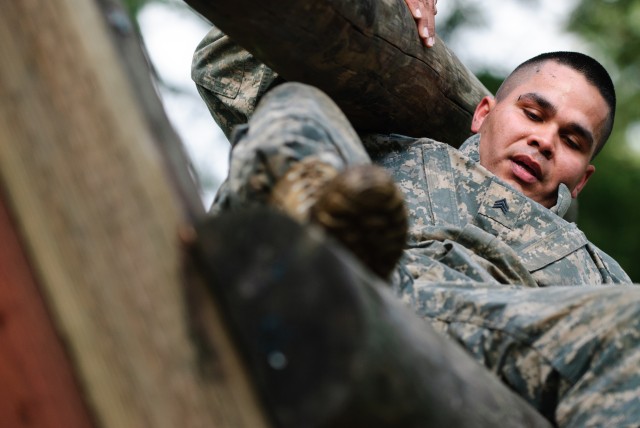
[0,0,268,426]
[184,0,491,146]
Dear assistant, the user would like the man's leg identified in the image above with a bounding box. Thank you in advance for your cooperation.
[211,82,371,213]
[212,82,407,279]
[407,282,640,427]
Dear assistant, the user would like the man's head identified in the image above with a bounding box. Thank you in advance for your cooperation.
[470,52,616,208]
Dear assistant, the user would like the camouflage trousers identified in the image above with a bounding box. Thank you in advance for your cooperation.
[211,82,640,427]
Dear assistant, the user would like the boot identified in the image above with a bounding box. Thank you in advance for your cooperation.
[270,158,407,280]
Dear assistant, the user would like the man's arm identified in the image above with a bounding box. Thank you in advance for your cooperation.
[191,26,282,139]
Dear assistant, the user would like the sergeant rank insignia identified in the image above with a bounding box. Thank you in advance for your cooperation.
[492,198,509,214]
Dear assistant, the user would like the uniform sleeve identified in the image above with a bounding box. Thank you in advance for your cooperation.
[191,26,282,139]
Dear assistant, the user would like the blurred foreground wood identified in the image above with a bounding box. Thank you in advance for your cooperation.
[0,0,267,426]
[184,0,491,146]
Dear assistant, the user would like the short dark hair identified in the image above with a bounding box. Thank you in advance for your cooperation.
[496,52,616,157]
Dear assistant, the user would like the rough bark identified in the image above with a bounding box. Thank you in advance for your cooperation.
[184,0,491,146]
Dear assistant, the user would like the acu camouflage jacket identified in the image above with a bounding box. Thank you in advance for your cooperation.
[191,27,632,287]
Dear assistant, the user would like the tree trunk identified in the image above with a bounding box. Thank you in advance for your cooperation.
[184,0,490,146]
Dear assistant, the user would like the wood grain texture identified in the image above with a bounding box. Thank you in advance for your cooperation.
[185,0,491,146]
[0,0,267,426]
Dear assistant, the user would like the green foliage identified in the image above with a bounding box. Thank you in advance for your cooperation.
[475,72,504,95]
[437,0,486,41]
[579,150,640,280]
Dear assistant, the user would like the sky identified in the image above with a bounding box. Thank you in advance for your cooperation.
[138,0,584,207]
[138,2,226,206]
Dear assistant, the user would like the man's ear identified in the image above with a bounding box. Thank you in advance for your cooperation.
[471,96,495,133]
[571,164,596,198]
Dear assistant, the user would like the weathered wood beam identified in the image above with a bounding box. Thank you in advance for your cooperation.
[184,0,491,146]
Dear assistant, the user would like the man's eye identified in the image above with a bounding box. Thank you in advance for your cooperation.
[524,110,542,121]
[564,136,580,150]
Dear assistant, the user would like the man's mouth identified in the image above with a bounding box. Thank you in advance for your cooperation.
[511,155,542,183]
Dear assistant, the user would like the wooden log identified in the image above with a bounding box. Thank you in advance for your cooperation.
[183,0,491,146]
[189,208,552,428]
[0,0,267,426]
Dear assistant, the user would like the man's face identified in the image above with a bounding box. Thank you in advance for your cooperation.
[471,61,609,208]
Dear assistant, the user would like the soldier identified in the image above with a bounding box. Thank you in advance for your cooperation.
[190,7,640,428]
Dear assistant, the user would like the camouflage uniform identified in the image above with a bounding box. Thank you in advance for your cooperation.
[193,27,640,427]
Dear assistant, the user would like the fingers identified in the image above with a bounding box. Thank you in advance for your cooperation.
[403,0,437,48]
[423,0,436,48]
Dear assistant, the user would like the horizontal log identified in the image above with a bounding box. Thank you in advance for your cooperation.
[184,0,491,146]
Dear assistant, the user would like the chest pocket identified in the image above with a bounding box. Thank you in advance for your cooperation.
[473,180,602,284]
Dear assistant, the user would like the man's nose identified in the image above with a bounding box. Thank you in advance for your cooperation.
[528,127,556,159]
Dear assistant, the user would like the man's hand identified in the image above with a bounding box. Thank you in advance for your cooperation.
[403,0,438,48]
